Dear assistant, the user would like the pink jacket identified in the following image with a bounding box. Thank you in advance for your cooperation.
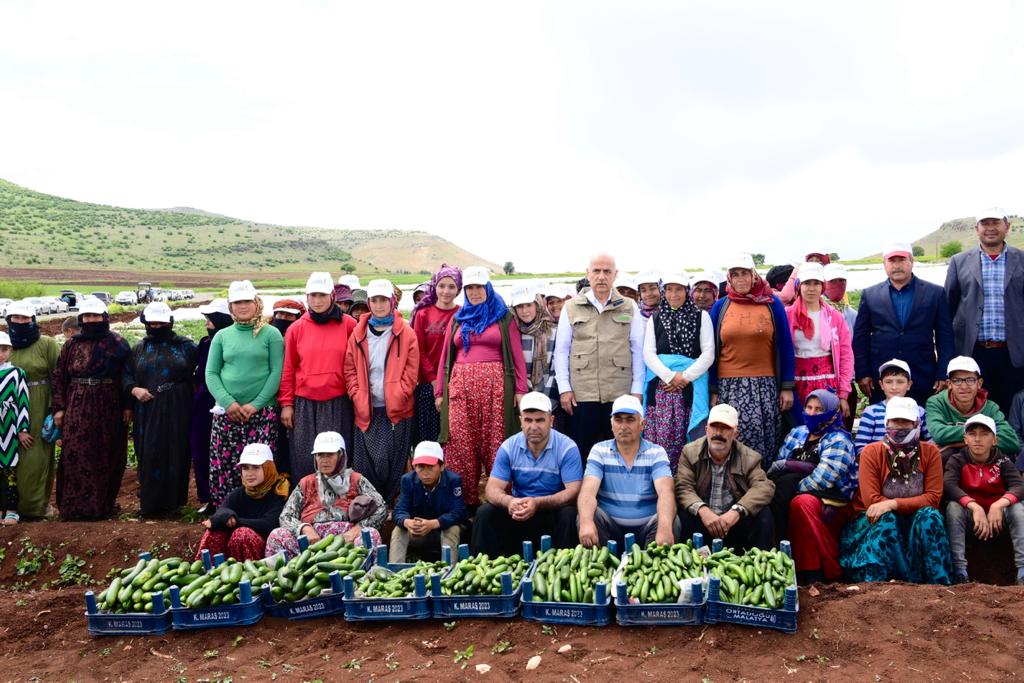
[785,302,854,399]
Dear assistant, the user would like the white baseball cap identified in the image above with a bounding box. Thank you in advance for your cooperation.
[614,274,637,292]
[543,285,564,299]
[142,301,173,323]
[964,414,997,435]
[510,286,534,307]
[823,263,848,281]
[365,279,394,300]
[611,394,644,417]
[707,403,739,429]
[878,358,911,379]
[690,271,718,288]
[0,331,10,347]
[797,262,826,283]
[227,280,258,303]
[884,396,919,423]
[4,301,35,318]
[463,266,490,286]
[198,298,230,316]
[78,297,107,316]
[305,272,335,295]
[238,443,274,467]
[636,271,661,287]
[519,391,552,413]
[338,274,361,289]
[661,273,688,287]
[411,440,445,466]
[311,431,345,454]
[976,207,1007,222]
[947,355,981,376]
[725,253,756,271]
[882,243,913,260]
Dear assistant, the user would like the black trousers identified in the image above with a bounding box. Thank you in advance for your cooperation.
[972,345,1024,415]
[471,503,578,557]
[677,506,775,552]
[569,401,613,461]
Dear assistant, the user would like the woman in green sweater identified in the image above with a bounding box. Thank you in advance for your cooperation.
[205,281,285,506]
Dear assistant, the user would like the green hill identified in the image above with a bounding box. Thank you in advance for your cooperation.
[0,179,498,276]
[911,215,1024,258]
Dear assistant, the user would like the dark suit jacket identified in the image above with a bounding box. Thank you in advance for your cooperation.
[852,275,955,405]
[945,245,1024,366]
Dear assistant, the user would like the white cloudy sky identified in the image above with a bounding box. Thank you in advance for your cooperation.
[1,1,1022,272]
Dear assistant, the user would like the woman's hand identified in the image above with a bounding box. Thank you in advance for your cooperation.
[839,398,851,419]
[225,402,244,423]
[865,499,897,524]
[280,406,294,429]
[709,393,718,407]
[53,411,64,428]
[131,387,154,403]
[668,372,690,391]
[435,396,444,411]
[122,409,133,426]
[342,524,362,543]
[17,432,33,449]
[779,389,794,412]
[514,393,524,409]
[239,404,258,421]
[300,525,321,543]
[201,519,212,529]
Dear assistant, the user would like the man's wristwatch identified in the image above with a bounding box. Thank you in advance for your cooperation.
[730,504,748,518]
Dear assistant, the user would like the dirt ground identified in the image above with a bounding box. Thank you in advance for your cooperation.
[0,472,1022,682]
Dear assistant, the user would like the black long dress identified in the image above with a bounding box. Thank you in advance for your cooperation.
[124,333,198,516]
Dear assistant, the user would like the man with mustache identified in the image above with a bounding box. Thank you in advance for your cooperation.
[852,243,954,407]
[674,403,776,551]
[945,208,1024,414]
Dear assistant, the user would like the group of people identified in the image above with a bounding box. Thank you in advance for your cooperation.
[1,208,1022,587]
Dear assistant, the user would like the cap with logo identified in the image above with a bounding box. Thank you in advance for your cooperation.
[411,440,445,466]
[707,403,739,429]
[463,267,491,287]
[4,301,35,318]
[366,279,395,300]
[797,262,826,283]
[78,297,108,316]
[305,272,335,295]
[976,207,1007,222]
[238,443,274,467]
[510,286,534,307]
[142,301,173,323]
[311,431,345,454]
[227,280,258,303]
[611,394,644,417]
[198,298,230,316]
[519,391,552,413]
[878,358,911,379]
[823,263,848,281]
[947,356,981,377]
[964,414,997,435]
[884,396,919,423]
[882,243,913,260]
[725,254,756,270]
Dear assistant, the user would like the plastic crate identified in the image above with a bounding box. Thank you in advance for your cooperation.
[520,536,616,626]
[169,551,264,630]
[703,540,799,634]
[260,530,374,621]
[613,533,707,626]
[85,552,171,637]
[342,545,455,621]
[430,542,534,619]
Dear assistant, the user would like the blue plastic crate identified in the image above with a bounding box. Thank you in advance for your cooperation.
[169,578,263,630]
[84,552,172,637]
[341,545,455,622]
[260,531,375,621]
[430,542,533,619]
[520,536,616,626]
[703,540,799,634]
[613,533,707,627]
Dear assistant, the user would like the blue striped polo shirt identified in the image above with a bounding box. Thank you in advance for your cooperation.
[584,438,672,527]
[490,429,583,498]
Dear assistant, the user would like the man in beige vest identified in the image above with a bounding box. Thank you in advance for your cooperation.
[554,253,646,461]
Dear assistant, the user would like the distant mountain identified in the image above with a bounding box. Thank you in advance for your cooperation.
[0,179,498,277]
[911,215,1023,257]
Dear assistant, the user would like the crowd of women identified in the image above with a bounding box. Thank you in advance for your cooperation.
[1,228,1022,587]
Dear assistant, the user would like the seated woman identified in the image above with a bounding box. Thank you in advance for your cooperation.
[840,397,952,584]
[768,389,857,582]
[265,431,386,557]
[195,443,289,561]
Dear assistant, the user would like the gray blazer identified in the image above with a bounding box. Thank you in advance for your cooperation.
[945,245,1024,365]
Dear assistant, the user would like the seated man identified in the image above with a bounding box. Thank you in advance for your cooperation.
[854,359,932,454]
[926,356,1019,461]
[577,395,678,548]
[675,404,776,551]
[472,392,583,556]
[943,415,1024,585]
[390,441,467,563]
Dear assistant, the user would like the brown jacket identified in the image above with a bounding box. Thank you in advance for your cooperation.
[344,313,419,432]
[674,437,775,515]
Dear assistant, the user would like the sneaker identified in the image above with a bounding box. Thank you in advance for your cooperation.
[953,571,970,585]
[1,512,19,526]
[1016,569,1024,586]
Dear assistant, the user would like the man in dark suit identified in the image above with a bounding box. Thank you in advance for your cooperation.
[853,243,955,406]
[945,207,1024,413]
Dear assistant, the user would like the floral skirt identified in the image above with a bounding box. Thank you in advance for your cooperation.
[794,354,837,407]
[444,362,506,506]
[195,527,266,562]
[264,521,382,559]
[643,386,691,473]
[208,406,278,507]
[840,508,951,584]
[717,376,780,465]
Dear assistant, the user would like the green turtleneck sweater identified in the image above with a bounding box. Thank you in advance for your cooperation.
[205,322,284,409]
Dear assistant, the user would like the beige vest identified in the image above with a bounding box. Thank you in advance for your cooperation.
[565,289,634,403]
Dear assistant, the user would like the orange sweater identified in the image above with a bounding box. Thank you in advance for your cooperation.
[853,441,943,514]
[718,303,776,378]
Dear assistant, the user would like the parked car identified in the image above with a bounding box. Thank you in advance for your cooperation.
[44,296,69,314]
[183,289,195,299]
[21,297,52,315]
[91,292,113,305]
[0,298,12,317]
[114,291,138,305]
[59,289,79,310]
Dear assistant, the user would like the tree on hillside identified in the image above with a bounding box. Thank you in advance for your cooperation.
[503,261,515,275]
[751,253,766,266]
[912,245,925,257]
[341,263,357,273]
[829,252,840,262]
[940,240,963,258]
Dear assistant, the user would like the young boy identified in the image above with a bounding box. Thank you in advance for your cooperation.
[943,414,1024,585]
[854,359,931,454]
[0,331,31,525]
[389,441,467,563]
[926,356,1019,458]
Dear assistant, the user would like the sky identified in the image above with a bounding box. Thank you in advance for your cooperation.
[1,0,1023,273]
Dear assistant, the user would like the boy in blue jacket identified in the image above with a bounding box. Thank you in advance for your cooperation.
[389,441,467,562]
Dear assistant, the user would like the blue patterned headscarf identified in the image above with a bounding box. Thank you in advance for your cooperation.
[454,282,508,352]
[803,388,848,438]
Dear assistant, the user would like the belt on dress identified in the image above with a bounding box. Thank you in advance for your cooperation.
[154,381,181,394]
[975,341,1008,349]
[71,378,113,386]
[26,379,50,387]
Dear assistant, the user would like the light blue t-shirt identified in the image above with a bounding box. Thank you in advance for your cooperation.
[584,438,672,527]
[490,429,583,498]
